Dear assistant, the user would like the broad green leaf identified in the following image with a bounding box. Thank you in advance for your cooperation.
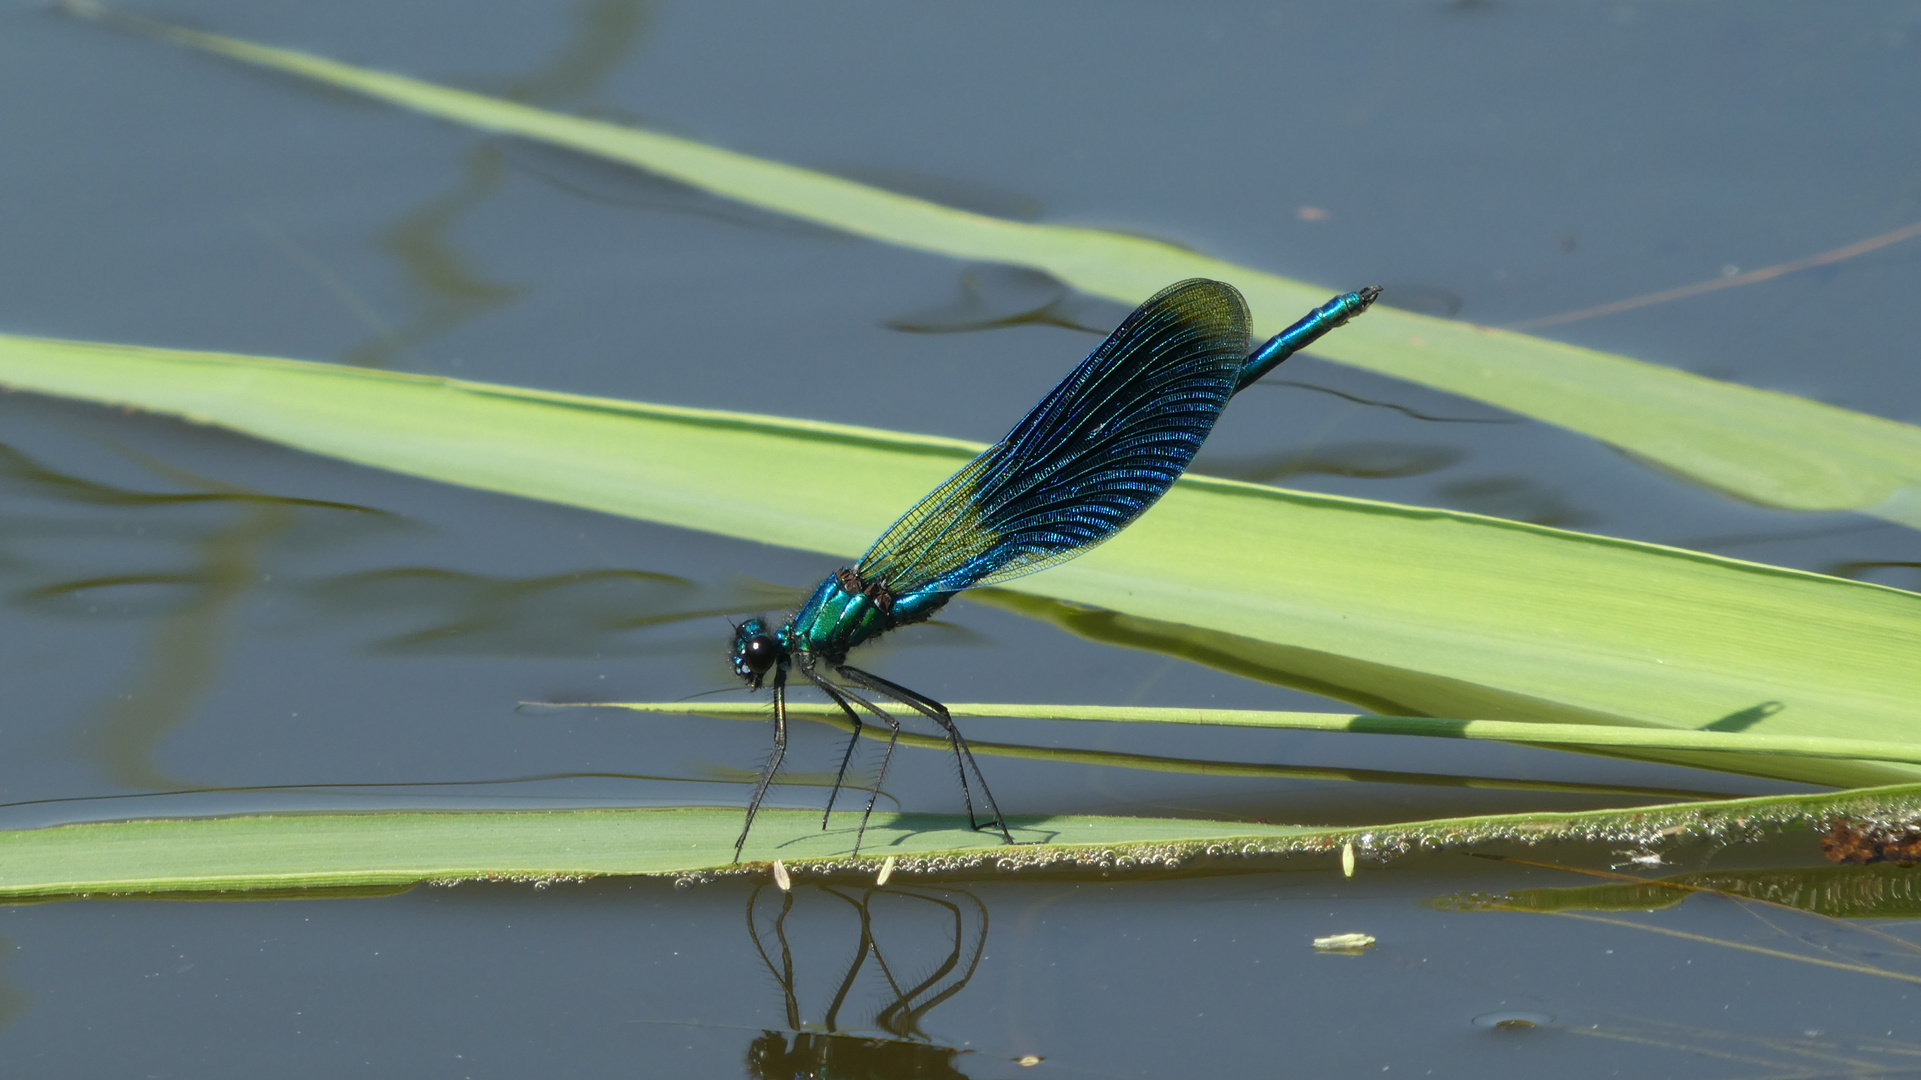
[65,3,1921,526]
[5,784,1919,900]
[1,334,1917,791]
[0,809,1319,899]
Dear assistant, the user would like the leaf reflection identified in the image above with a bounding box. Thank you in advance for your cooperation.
[886,266,1123,336]
[0,440,392,789]
[0,435,752,790]
[745,880,985,1078]
[1435,475,1596,529]
[330,0,656,369]
[1444,862,1921,920]
[1195,441,1464,485]
[297,566,721,655]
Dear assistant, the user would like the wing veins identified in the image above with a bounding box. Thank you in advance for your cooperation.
[856,280,1249,596]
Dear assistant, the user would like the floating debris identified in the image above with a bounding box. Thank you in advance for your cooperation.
[771,859,791,892]
[1612,848,1665,869]
[1472,1010,1553,1030]
[1313,932,1376,953]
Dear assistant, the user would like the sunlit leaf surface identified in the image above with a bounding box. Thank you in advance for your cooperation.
[607,701,1921,769]
[4,783,1917,900]
[1,334,1917,789]
[63,3,1921,526]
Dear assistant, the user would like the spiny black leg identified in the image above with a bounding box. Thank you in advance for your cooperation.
[801,659,899,855]
[735,666,789,863]
[808,673,874,832]
[838,664,1015,845]
[835,666,977,830]
[817,685,867,830]
[838,683,901,855]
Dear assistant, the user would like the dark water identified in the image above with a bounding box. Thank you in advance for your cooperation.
[2,1,1919,1075]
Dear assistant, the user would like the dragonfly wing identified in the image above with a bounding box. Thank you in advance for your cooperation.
[857,279,1250,595]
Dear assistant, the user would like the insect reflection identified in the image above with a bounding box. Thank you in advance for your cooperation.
[744,880,989,1079]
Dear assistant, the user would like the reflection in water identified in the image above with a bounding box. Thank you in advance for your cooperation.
[1435,475,1594,529]
[1567,1016,1921,1078]
[0,441,391,788]
[744,881,985,1079]
[1508,217,1921,331]
[1441,861,1921,920]
[0,437,755,789]
[342,142,523,369]
[336,0,654,369]
[1241,377,1519,425]
[1439,860,1921,1010]
[1367,283,1464,318]
[1826,559,1921,591]
[832,168,1042,224]
[506,141,843,237]
[886,266,1125,336]
[296,566,724,656]
[1196,441,1463,485]
[498,0,653,103]
[73,497,295,789]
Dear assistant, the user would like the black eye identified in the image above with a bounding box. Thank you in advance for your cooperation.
[742,635,778,674]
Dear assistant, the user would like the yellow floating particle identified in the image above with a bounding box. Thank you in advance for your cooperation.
[1313,932,1376,953]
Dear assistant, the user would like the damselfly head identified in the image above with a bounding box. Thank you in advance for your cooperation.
[730,617,781,688]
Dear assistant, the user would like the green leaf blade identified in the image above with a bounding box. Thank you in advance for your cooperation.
[2,333,1917,790]
[7,785,1920,900]
[69,6,1921,524]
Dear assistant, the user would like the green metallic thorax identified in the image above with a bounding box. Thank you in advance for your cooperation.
[783,568,950,664]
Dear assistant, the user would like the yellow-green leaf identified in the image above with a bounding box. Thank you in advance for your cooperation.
[0,333,1916,790]
[6,784,1918,901]
[67,3,1921,526]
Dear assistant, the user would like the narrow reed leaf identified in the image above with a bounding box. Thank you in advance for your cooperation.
[62,3,1921,525]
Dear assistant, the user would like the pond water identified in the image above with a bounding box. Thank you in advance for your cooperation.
[2,1,1919,1075]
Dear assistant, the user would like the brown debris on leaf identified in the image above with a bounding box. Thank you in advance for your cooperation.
[1821,816,1921,864]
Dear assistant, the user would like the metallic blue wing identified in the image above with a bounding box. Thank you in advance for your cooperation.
[855,278,1251,596]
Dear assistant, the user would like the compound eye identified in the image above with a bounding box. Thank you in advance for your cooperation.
[741,634,779,675]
